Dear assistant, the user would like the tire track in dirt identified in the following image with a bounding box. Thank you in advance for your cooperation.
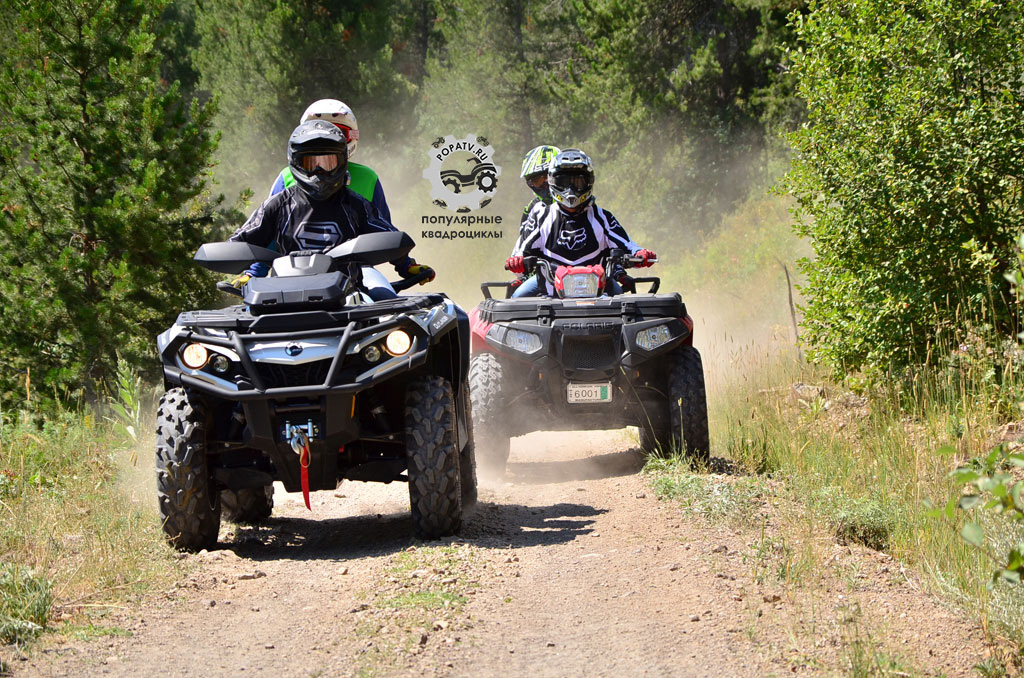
[15,431,990,677]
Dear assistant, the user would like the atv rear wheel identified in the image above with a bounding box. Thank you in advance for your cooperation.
[469,353,511,476]
[220,486,274,524]
[668,346,710,462]
[155,388,221,551]
[405,377,463,539]
[458,381,479,509]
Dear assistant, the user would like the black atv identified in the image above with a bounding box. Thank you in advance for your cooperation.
[468,250,708,474]
[155,231,475,550]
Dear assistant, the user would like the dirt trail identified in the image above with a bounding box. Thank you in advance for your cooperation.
[17,431,989,677]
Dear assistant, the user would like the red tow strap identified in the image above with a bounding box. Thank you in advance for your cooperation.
[289,428,313,511]
[298,438,311,511]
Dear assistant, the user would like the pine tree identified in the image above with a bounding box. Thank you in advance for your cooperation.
[0,0,221,403]
[193,0,419,200]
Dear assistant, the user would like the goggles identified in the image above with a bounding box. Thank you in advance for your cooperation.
[330,123,359,143]
[552,172,592,192]
[300,153,341,173]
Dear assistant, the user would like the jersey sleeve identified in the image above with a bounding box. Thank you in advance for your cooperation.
[601,208,640,254]
[346,191,411,270]
[513,201,545,256]
[229,197,280,248]
[371,179,392,224]
[349,191,398,234]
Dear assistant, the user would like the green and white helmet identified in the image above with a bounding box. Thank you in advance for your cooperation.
[520,145,561,199]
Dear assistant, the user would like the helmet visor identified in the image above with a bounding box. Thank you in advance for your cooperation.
[551,171,592,192]
[300,153,341,173]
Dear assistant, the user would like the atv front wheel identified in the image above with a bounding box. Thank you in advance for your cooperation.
[468,353,511,475]
[458,381,479,509]
[639,416,672,457]
[405,377,463,539]
[155,388,221,550]
[668,346,710,462]
[220,486,274,524]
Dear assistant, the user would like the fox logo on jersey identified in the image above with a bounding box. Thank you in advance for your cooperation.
[556,227,587,251]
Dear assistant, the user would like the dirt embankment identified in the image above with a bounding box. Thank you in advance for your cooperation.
[13,431,990,677]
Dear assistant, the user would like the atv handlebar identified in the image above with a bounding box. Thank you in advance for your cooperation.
[217,268,433,299]
[497,250,660,298]
[390,269,433,292]
[217,281,243,298]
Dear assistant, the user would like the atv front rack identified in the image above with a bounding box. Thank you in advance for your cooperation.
[475,293,685,324]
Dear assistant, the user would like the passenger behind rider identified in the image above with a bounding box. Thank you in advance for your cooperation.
[229,120,431,301]
[269,99,391,220]
[518,144,561,232]
[506,148,656,298]
[238,98,433,286]
[508,145,561,291]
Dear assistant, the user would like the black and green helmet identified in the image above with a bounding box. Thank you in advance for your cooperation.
[520,145,561,200]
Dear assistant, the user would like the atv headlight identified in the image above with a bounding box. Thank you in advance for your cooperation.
[181,343,209,369]
[210,354,231,373]
[385,330,412,356]
[561,273,601,298]
[504,328,543,354]
[635,324,672,351]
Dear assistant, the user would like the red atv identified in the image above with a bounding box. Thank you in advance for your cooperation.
[468,250,708,474]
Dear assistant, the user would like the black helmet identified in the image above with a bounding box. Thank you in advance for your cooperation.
[287,120,349,200]
[548,148,594,211]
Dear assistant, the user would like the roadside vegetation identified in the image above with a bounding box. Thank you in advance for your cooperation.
[0,379,176,662]
[645,0,1024,671]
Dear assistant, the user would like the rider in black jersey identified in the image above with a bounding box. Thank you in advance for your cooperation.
[230,120,433,300]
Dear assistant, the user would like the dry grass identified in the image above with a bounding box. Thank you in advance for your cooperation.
[667,329,1024,665]
[0,398,178,647]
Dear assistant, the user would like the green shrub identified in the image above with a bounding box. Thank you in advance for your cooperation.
[0,563,51,646]
[814,487,896,552]
[786,0,1024,375]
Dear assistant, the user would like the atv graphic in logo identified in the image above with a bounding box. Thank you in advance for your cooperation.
[423,134,501,213]
[295,222,341,249]
[557,227,588,251]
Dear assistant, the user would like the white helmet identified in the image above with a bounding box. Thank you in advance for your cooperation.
[300,99,359,158]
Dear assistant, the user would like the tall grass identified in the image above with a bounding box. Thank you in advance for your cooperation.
[702,326,1024,653]
[0,367,176,645]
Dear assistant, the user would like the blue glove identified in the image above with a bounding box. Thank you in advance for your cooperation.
[246,261,270,278]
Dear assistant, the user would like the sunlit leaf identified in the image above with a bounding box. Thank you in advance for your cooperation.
[958,495,983,510]
[961,522,984,547]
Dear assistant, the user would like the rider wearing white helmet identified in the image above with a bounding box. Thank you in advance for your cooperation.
[239,101,433,287]
[269,99,392,224]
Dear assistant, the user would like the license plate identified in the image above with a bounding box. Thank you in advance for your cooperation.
[566,382,612,403]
